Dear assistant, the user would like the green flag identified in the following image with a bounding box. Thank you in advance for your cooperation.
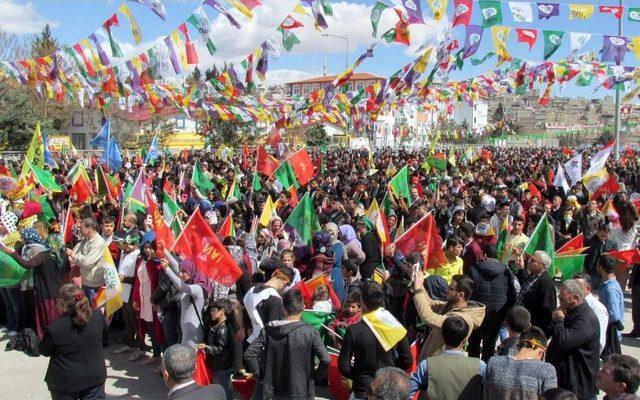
[192,161,215,195]
[278,27,301,52]
[40,195,56,222]
[381,192,394,217]
[285,192,320,245]
[628,7,640,22]
[274,160,299,190]
[28,161,62,192]
[471,52,496,66]
[170,215,183,238]
[427,153,447,171]
[479,0,502,28]
[162,193,180,221]
[554,254,586,281]
[252,172,262,191]
[301,310,336,345]
[0,252,29,287]
[524,214,555,276]
[388,166,412,206]
[123,181,145,214]
[370,1,389,37]
[543,30,565,60]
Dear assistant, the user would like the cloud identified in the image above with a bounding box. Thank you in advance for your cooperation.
[264,68,315,85]
[0,0,58,34]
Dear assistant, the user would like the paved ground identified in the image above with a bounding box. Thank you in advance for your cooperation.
[1,294,639,399]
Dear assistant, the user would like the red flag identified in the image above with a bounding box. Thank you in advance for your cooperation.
[288,186,299,208]
[232,376,257,400]
[516,28,538,50]
[557,233,585,254]
[193,349,212,385]
[599,5,623,19]
[393,8,411,46]
[147,190,175,258]
[63,210,75,245]
[217,212,235,239]
[288,148,315,186]
[591,175,620,201]
[452,0,473,27]
[328,353,351,400]
[69,175,93,204]
[181,149,190,162]
[539,84,552,106]
[406,341,419,374]
[178,23,198,64]
[280,14,304,30]
[393,213,446,269]
[267,128,283,148]
[607,248,640,268]
[242,144,251,170]
[171,208,242,286]
[298,274,340,309]
[256,146,279,176]
[163,180,175,199]
[528,180,543,201]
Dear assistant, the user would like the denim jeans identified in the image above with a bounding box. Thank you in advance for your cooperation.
[0,285,21,331]
[214,368,233,400]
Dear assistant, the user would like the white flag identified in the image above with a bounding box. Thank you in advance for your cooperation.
[586,141,614,176]
[569,32,592,53]
[508,2,533,22]
[554,162,570,194]
[564,153,583,187]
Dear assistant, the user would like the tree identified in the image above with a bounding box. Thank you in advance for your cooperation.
[0,25,72,150]
[0,28,31,60]
[31,24,57,58]
[185,66,202,87]
[139,119,176,149]
[305,123,329,147]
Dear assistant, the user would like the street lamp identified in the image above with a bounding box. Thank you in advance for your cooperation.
[321,33,349,70]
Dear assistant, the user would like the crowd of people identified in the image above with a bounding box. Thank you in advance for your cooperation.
[1,144,640,400]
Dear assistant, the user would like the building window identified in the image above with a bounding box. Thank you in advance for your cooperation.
[175,118,186,129]
[357,82,364,90]
[293,86,300,94]
[348,83,353,90]
[71,113,83,127]
[72,132,86,150]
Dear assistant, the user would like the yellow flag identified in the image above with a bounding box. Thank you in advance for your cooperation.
[119,3,143,44]
[25,123,45,172]
[448,146,457,166]
[414,48,433,73]
[630,37,640,61]
[491,26,512,66]
[568,4,594,20]
[170,30,188,70]
[93,246,123,318]
[293,4,310,17]
[259,196,276,226]
[428,0,448,21]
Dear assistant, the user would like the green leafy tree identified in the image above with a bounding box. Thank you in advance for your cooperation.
[31,24,58,58]
[305,123,329,147]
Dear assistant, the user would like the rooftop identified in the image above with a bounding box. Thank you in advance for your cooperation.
[287,72,385,85]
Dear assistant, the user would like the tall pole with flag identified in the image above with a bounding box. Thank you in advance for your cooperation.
[614,0,623,160]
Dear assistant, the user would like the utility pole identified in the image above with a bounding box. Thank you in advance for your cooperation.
[614,0,623,160]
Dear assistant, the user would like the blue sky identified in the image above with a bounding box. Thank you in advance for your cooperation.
[1,0,639,98]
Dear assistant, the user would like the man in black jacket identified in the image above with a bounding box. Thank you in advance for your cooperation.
[584,224,618,290]
[516,250,557,336]
[163,344,226,400]
[547,279,600,400]
[339,281,413,400]
[468,244,516,361]
[244,289,330,400]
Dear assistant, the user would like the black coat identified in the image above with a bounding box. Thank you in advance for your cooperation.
[469,258,516,326]
[547,303,601,400]
[204,320,235,371]
[517,271,557,336]
[168,382,226,400]
[360,231,382,279]
[338,318,413,398]
[244,320,330,400]
[584,236,617,275]
[38,310,107,394]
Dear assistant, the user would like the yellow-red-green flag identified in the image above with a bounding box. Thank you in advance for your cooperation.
[93,246,123,317]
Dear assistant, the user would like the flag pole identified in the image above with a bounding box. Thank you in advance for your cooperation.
[169,205,200,253]
[613,0,623,161]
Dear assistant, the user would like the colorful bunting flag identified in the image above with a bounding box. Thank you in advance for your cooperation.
[601,35,628,65]
[629,7,640,22]
[188,7,216,55]
[569,4,594,20]
[516,28,537,51]
[600,5,623,20]
[203,0,241,29]
[537,3,559,20]
[427,0,447,21]
[508,1,532,22]
[491,26,512,64]
[543,30,564,60]
[479,0,503,28]
[400,0,424,25]
[119,3,143,44]
[453,0,473,26]
[127,0,166,20]
[370,1,390,37]
[103,14,124,58]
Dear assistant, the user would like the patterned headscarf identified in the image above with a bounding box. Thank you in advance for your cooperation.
[21,227,46,247]
[0,212,18,234]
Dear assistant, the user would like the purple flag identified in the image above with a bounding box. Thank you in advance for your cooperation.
[401,0,425,24]
[256,42,269,79]
[537,3,559,19]
[303,0,329,29]
[203,0,241,29]
[601,35,628,65]
[462,25,483,59]
[163,36,182,74]
[89,33,110,66]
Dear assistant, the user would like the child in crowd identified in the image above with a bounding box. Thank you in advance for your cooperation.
[312,285,333,312]
[199,299,235,400]
[329,291,363,348]
[497,306,532,357]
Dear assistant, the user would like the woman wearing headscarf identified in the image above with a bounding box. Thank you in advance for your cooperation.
[339,224,365,267]
[256,228,277,264]
[4,227,63,338]
[310,232,335,279]
[321,223,343,302]
[161,254,212,344]
[269,216,289,242]
[130,236,166,365]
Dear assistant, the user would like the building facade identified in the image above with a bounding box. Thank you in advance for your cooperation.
[454,100,489,130]
[286,72,385,97]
